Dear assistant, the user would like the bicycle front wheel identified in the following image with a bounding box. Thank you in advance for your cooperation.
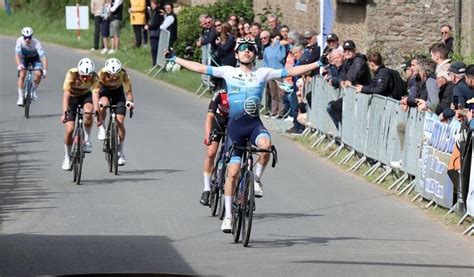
[24,84,31,119]
[241,171,255,247]
[75,129,84,185]
[232,183,242,243]
[111,122,119,175]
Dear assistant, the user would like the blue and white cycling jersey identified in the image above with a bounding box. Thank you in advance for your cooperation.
[206,66,288,119]
[15,37,45,59]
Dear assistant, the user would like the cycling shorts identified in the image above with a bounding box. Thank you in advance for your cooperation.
[210,113,227,143]
[227,116,271,164]
[66,92,93,122]
[21,55,42,70]
[99,85,126,116]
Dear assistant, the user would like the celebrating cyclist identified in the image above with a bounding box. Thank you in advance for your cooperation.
[200,88,229,206]
[15,27,48,106]
[97,58,134,166]
[165,37,321,232]
[61,58,100,171]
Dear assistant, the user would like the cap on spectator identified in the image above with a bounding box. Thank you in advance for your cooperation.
[447,61,466,74]
[466,64,474,76]
[327,33,338,41]
[304,30,317,38]
[342,40,356,50]
[400,60,411,71]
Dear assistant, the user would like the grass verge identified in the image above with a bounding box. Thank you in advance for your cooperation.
[0,9,202,93]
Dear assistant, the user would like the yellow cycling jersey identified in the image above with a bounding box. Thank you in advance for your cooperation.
[98,68,132,93]
[63,68,99,97]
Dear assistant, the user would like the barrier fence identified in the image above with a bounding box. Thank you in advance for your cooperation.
[305,77,473,235]
[147,29,170,77]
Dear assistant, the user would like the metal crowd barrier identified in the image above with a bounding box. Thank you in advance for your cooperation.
[195,44,213,98]
[147,30,171,77]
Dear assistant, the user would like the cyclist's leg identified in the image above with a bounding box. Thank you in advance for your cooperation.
[112,88,127,162]
[250,121,271,194]
[82,93,94,145]
[203,116,224,191]
[62,96,77,168]
[97,87,110,140]
[17,59,27,103]
[32,61,43,95]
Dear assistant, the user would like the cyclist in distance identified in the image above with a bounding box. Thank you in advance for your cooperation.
[61,58,101,170]
[200,88,229,206]
[97,58,134,166]
[164,37,322,232]
[15,27,48,106]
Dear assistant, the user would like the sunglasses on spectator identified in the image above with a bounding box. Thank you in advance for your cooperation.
[215,23,221,27]
[23,35,32,40]
[260,36,269,40]
[441,31,449,34]
[237,44,255,52]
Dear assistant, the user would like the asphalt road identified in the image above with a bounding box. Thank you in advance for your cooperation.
[0,37,473,276]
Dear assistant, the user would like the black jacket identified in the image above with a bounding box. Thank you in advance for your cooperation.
[148,7,163,31]
[341,53,372,86]
[110,0,123,21]
[361,65,391,97]
[435,81,455,115]
[216,34,237,66]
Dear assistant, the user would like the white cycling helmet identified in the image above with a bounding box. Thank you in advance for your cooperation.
[104,58,122,74]
[77,58,95,76]
[21,27,33,37]
[234,37,258,53]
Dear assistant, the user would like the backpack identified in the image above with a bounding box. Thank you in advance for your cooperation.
[387,68,407,100]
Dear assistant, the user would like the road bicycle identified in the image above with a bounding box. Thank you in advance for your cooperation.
[228,141,278,247]
[208,129,228,219]
[101,103,133,175]
[19,67,40,119]
[65,105,94,185]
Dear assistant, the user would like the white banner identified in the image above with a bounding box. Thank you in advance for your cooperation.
[65,6,89,30]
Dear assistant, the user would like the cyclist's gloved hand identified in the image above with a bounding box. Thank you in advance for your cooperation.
[126,101,134,109]
[164,48,176,62]
[204,137,211,146]
[17,64,25,71]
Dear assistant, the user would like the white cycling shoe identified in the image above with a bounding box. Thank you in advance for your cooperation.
[118,153,126,166]
[84,141,93,153]
[221,218,232,233]
[254,180,264,198]
[32,91,38,101]
[61,157,70,171]
[97,126,106,141]
[17,96,24,106]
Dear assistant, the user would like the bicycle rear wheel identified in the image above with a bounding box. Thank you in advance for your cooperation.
[217,164,227,220]
[24,82,31,119]
[209,180,219,216]
[111,121,119,175]
[241,171,255,247]
[232,183,242,243]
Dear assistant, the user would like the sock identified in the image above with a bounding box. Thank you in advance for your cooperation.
[84,127,91,143]
[119,141,125,156]
[254,162,266,181]
[64,144,71,158]
[18,88,23,98]
[32,82,38,93]
[225,195,233,219]
[203,173,211,191]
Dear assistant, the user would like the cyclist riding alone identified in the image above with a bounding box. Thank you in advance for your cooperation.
[15,27,48,106]
[200,88,229,206]
[61,58,101,171]
[97,58,135,166]
[164,37,322,232]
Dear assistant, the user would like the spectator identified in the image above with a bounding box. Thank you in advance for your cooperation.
[279,25,289,41]
[145,0,163,66]
[434,70,456,115]
[413,59,438,111]
[129,0,147,48]
[466,65,474,89]
[227,14,239,37]
[430,42,451,73]
[100,0,111,54]
[340,40,372,88]
[320,33,341,66]
[266,13,281,37]
[214,19,223,36]
[108,0,123,54]
[325,48,344,88]
[451,62,474,108]
[263,33,286,118]
[215,23,236,67]
[243,22,252,38]
[160,3,177,48]
[440,24,454,53]
[237,22,245,38]
[355,51,392,97]
[303,30,320,63]
[90,0,105,51]
[197,15,217,49]
[258,30,271,60]
[250,22,262,57]
[295,78,308,127]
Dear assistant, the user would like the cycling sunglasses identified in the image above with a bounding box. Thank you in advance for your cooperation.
[23,35,32,40]
[237,44,255,52]
[468,102,474,111]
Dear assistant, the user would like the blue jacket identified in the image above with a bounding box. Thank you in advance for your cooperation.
[263,40,286,69]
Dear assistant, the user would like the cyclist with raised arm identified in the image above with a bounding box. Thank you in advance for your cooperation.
[97,58,134,166]
[200,88,229,206]
[15,27,48,106]
[165,38,322,232]
[61,58,101,170]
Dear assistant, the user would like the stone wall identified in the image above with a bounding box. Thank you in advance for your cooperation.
[460,0,473,59]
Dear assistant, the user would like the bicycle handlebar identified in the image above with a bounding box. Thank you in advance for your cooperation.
[226,144,278,168]
[100,104,134,118]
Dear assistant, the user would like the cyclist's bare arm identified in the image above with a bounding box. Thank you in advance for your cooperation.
[174,57,207,74]
[41,56,48,72]
[15,54,22,69]
[205,112,214,141]
[62,90,71,122]
[123,73,134,102]
[285,62,320,78]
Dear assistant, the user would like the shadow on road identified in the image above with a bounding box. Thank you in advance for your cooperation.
[80,177,160,185]
[119,169,183,175]
[0,130,52,225]
[0,233,196,275]
[248,234,360,249]
[291,259,474,270]
[253,212,323,220]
